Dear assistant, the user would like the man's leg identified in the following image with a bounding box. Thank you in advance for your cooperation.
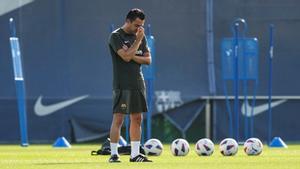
[129,113,143,158]
[109,113,124,162]
[129,113,152,162]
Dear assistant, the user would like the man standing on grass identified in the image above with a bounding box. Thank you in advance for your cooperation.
[108,8,152,163]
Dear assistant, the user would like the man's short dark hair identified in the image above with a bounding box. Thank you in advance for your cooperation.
[126,8,145,22]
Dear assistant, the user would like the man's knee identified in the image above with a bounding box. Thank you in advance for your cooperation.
[130,113,143,126]
[112,113,124,128]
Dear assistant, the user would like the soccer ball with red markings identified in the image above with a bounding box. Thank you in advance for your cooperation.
[219,138,238,156]
[144,138,163,156]
[195,138,214,156]
[171,138,190,156]
[243,138,263,156]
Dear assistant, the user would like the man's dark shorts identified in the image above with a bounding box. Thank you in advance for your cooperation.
[112,89,148,114]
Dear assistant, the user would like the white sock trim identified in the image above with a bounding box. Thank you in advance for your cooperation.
[110,143,118,156]
[131,141,140,158]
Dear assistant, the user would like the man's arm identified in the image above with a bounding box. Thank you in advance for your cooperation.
[116,27,145,62]
[116,40,142,62]
[132,52,151,65]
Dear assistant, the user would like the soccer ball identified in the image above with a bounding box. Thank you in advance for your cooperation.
[171,138,190,156]
[195,138,214,156]
[144,138,163,156]
[243,138,263,156]
[219,138,238,156]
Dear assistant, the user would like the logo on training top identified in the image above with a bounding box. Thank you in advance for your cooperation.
[241,99,287,117]
[34,95,89,116]
[136,50,143,55]
[155,90,183,113]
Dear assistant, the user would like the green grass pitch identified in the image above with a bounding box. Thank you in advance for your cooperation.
[0,144,299,169]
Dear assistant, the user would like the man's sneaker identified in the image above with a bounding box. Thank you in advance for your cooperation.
[130,154,152,162]
[109,154,121,163]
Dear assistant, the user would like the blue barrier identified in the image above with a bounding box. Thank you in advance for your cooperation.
[142,24,155,141]
[221,18,259,141]
[9,18,29,147]
[268,24,274,145]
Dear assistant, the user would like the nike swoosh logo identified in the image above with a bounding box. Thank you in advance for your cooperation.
[34,95,89,116]
[0,0,34,16]
[241,99,287,117]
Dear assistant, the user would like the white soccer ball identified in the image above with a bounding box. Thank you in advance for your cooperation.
[144,138,163,156]
[243,138,263,156]
[195,138,214,156]
[171,138,190,156]
[219,138,238,156]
